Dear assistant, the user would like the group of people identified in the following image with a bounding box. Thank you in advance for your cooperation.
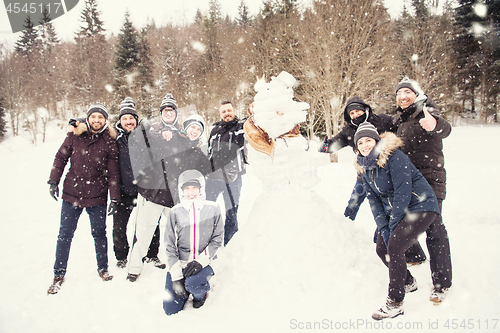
[46,95,246,315]
[46,75,452,319]
[320,77,452,319]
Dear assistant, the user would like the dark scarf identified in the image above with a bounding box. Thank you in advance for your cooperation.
[357,143,381,170]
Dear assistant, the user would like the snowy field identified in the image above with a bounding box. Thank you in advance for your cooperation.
[0,123,499,333]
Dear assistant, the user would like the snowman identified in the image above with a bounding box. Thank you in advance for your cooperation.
[243,71,324,194]
[212,72,353,314]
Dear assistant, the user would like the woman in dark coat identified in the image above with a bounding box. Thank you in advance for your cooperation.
[354,122,440,320]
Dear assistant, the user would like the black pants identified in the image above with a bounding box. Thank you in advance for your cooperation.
[113,196,161,261]
[376,211,437,302]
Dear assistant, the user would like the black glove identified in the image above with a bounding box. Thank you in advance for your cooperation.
[319,136,329,153]
[49,183,59,201]
[343,181,367,221]
[183,260,202,278]
[107,200,119,216]
[172,279,189,300]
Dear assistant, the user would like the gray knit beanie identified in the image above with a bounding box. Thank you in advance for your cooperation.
[395,77,422,96]
[160,93,178,112]
[354,122,381,145]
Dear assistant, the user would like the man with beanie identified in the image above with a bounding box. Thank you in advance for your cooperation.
[206,101,248,246]
[47,103,120,294]
[319,97,396,219]
[319,96,427,265]
[111,97,166,270]
[393,77,453,304]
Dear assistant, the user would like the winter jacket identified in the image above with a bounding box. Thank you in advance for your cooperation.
[207,117,247,182]
[355,132,440,236]
[129,121,212,207]
[49,122,120,208]
[165,170,223,281]
[393,95,451,199]
[323,112,396,154]
[115,123,138,198]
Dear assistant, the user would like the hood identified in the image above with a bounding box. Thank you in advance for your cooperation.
[354,132,402,174]
[178,169,206,203]
[343,96,372,123]
[74,121,116,139]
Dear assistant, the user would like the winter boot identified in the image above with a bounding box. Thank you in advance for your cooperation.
[47,276,64,295]
[193,293,208,309]
[143,256,166,269]
[404,277,418,293]
[372,297,404,320]
[116,259,127,269]
[430,287,449,305]
[126,273,139,282]
[98,270,113,281]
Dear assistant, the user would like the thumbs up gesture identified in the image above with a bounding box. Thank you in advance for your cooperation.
[419,106,437,131]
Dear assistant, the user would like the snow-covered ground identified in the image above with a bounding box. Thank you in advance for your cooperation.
[0,124,499,333]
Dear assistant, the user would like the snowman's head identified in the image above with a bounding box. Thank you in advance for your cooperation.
[252,71,309,139]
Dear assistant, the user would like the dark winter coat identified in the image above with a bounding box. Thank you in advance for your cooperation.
[49,123,120,208]
[393,95,451,199]
[355,132,440,234]
[324,112,396,154]
[115,123,138,198]
[129,122,211,207]
[207,117,247,182]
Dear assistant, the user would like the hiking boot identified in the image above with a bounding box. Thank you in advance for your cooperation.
[144,256,166,269]
[404,277,418,293]
[430,287,449,305]
[372,297,404,320]
[98,270,113,281]
[116,259,127,269]
[126,273,139,282]
[47,276,64,295]
[193,293,208,309]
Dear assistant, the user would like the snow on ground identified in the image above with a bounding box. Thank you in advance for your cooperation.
[0,124,499,333]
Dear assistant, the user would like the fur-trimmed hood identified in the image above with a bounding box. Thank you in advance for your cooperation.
[74,121,117,139]
[355,132,403,173]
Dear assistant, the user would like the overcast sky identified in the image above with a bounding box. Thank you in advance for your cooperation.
[1,0,409,47]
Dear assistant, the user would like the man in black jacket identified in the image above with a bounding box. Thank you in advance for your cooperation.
[206,101,247,246]
[392,77,453,304]
[112,98,165,270]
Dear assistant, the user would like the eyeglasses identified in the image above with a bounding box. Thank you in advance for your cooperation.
[162,108,175,113]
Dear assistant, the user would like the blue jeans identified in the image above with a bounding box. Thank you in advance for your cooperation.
[206,176,242,245]
[53,200,108,277]
[163,265,214,315]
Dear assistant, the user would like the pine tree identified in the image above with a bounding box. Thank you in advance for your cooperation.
[136,27,155,118]
[14,16,39,58]
[38,8,60,55]
[112,11,141,106]
[115,11,140,71]
[236,0,252,28]
[71,0,111,108]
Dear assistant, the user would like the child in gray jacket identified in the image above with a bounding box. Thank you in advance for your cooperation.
[163,169,223,315]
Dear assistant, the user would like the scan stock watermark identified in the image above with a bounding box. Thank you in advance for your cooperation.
[290,318,499,330]
[1,0,79,34]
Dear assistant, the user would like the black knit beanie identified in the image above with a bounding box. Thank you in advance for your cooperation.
[87,103,108,120]
[118,97,138,121]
